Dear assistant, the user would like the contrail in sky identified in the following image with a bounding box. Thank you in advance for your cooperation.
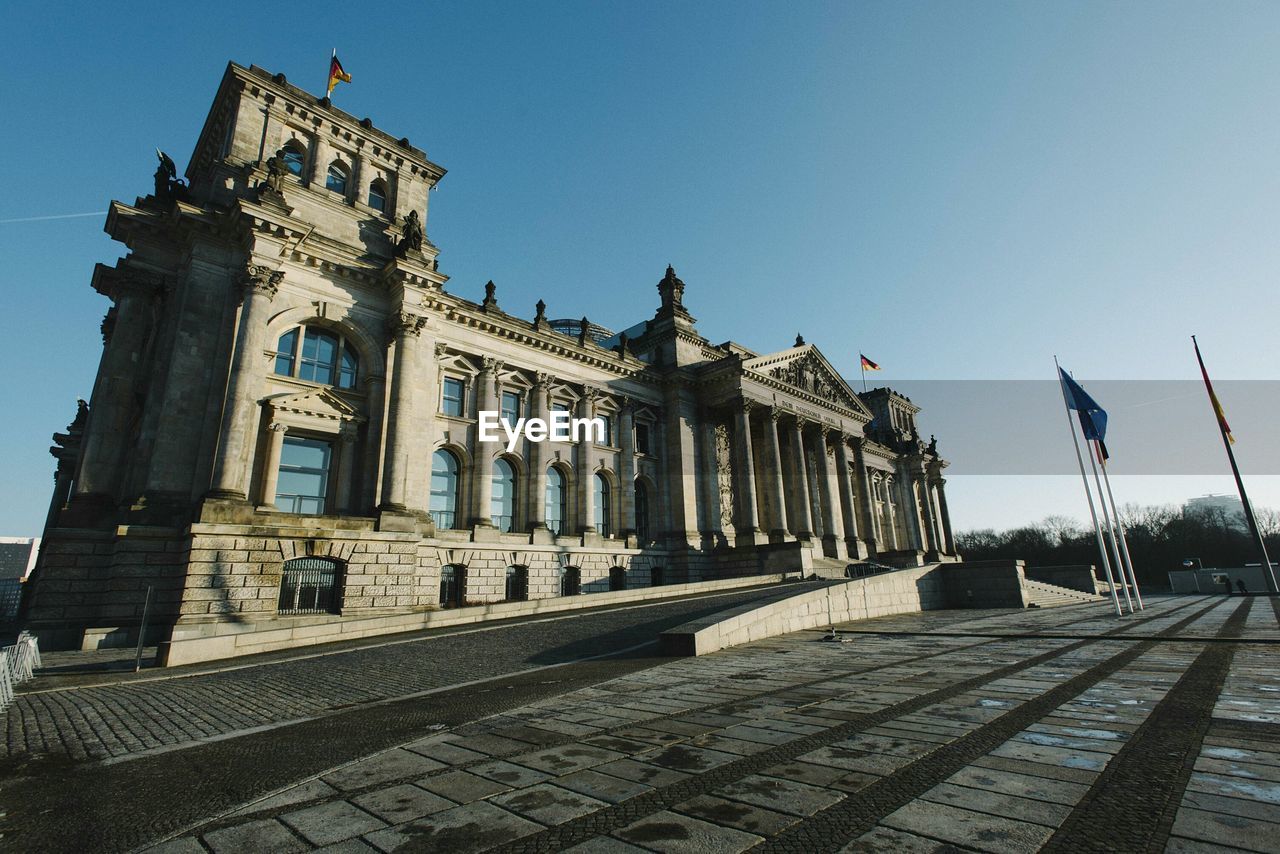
[0,212,106,224]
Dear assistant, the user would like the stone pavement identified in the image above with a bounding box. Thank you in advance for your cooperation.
[137,594,1279,853]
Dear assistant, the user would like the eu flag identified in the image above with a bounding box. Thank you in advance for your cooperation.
[1059,368,1109,459]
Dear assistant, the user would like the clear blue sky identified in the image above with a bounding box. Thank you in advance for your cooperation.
[3,1,1278,536]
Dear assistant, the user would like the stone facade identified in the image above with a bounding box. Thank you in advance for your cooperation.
[22,62,959,653]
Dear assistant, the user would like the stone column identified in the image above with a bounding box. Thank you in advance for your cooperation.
[853,441,878,548]
[529,374,551,538]
[817,428,846,558]
[732,401,761,544]
[209,265,282,500]
[935,477,956,555]
[696,415,723,546]
[894,467,924,551]
[469,358,501,529]
[360,374,386,512]
[379,311,426,511]
[257,422,288,509]
[917,468,942,556]
[618,399,637,540]
[334,424,358,513]
[763,409,789,541]
[833,436,864,557]
[787,418,814,539]
[74,272,160,503]
[576,386,598,536]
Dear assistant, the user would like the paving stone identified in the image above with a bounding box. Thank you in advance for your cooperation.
[613,809,763,854]
[313,840,381,854]
[229,779,341,817]
[203,818,308,853]
[592,758,692,787]
[715,774,844,816]
[882,799,1054,854]
[1171,805,1280,851]
[555,769,653,803]
[470,759,554,787]
[280,800,388,847]
[646,743,742,773]
[919,781,1071,827]
[1187,771,1280,805]
[509,744,626,775]
[675,794,800,836]
[490,783,610,825]
[559,838,651,853]
[143,838,206,854]
[321,749,446,791]
[351,783,455,823]
[838,825,969,852]
[945,765,1089,806]
[415,770,512,803]
[403,739,490,766]
[362,801,543,852]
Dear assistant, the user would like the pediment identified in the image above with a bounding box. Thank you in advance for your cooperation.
[266,387,364,422]
[744,345,872,418]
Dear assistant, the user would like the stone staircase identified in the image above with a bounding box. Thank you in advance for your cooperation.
[1024,578,1107,608]
[809,557,854,580]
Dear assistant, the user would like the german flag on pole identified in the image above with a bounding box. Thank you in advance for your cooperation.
[1193,336,1234,444]
[327,50,351,98]
[860,354,881,371]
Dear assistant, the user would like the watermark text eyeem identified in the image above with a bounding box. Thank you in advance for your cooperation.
[477,411,605,453]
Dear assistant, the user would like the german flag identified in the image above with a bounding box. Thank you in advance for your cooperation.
[860,354,881,371]
[327,51,352,98]
[1193,337,1234,444]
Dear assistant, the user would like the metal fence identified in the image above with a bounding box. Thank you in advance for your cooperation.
[1,632,41,713]
[278,557,342,615]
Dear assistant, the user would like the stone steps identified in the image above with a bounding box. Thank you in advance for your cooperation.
[1024,578,1106,609]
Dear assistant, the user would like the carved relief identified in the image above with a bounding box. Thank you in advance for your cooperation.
[242,264,284,299]
[715,421,735,530]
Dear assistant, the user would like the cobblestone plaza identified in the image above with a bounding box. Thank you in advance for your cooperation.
[2,589,1277,852]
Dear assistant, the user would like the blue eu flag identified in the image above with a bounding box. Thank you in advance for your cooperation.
[1059,368,1109,459]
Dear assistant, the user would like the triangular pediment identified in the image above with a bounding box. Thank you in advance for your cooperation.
[743,345,873,418]
[266,387,364,422]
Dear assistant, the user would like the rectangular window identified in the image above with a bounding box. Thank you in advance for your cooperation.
[442,377,466,417]
[598,415,613,446]
[635,423,651,455]
[276,437,332,515]
[501,390,521,426]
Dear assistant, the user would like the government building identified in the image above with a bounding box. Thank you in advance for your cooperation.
[22,63,959,660]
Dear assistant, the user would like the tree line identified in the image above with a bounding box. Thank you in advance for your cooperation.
[956,504,1280,588]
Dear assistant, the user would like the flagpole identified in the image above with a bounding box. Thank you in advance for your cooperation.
[861,358,867,393]
[1099,456,1144,609]
[1056,357,1123,617]
[1087,438,1134,613]
[1193,336,1279,593]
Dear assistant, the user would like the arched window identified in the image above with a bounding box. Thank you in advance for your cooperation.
[282,141,306,176]
[546,467,566,536]
[558,566,580,597]
[491,459,516,532]
[326,161,349,195]
[594,473,611,538]
[369,179,388,212]
[634,480,650,543]
[505,566,528,602]
[430,450,460,529]
[439,565,464,609]
[272,325,360,390]
[609,567,626,592]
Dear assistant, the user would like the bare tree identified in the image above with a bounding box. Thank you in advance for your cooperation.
[1042,515,1080,546]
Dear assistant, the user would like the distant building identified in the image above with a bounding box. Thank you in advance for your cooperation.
[1184,494,1247,530]
[0,537,38,620]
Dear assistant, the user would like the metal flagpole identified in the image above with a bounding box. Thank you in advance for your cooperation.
[1087,442,1134,613]
[1056,357,1123,617]
[1099,456,1144,609]
[1193,336,1279,593]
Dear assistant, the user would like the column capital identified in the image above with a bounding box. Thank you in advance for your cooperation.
[769,407,785,424]
[388,311,427,339]
[480,356,504,374]
[241,264,284,300]
[535,371,554,388]
[267,422,289,434]
[792,415,809,431]
[580,384,601,403]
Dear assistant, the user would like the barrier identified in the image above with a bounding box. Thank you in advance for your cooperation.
[0,631,41,713]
